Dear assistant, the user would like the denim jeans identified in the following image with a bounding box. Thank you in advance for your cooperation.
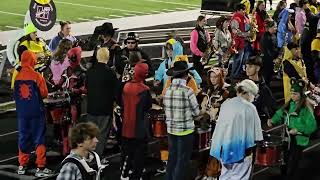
[231,49,245,78]
[166,133,194,180]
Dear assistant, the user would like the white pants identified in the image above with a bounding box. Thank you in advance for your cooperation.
[219,155,253,180]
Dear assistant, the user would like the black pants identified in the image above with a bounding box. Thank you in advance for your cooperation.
[192,55,204,77]
[120,137,147,180]
[281,136,304,180]
[264,0,272,8]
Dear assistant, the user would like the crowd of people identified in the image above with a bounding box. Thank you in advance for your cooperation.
[10,0,320,179]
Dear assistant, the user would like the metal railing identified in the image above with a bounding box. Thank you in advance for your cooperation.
[0,50,7,79]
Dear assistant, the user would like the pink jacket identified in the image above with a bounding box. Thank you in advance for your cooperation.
[295,8,306,35]
[190,29,211,57]
[50,57,70,85]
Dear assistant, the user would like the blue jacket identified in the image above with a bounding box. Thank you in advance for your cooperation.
[277,9,293,48]
[49,33,77,52]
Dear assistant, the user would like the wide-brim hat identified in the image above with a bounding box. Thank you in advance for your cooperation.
[166,61,194,77]
[124,32,139,44]
[96,22,118,36]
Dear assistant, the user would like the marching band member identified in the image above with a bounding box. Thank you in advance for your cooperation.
[210,79,263,180]
[282,42,307,103]
[49,21,77,52]
[190,15,211,76]
[245,56,277,124]
[311,27,320,83]
[56,122,106,180]
[11,23,51,89]
[162,56,200,96]
[86,48,118,158]
[253,1,269,53]
[163,60,200,180]
[120,63,152,180]
[268,78,317,180]
[14,50,52,177]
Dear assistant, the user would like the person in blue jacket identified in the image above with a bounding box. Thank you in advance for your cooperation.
[277,8,295,48]
[49,21,77,52]
[154,40,202,88]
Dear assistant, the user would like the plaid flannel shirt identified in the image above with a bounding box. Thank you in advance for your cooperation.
[56,153,82,180]
[163,78,200,135]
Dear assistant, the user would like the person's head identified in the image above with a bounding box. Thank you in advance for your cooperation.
[207,67,225,88]
[167,61,192,80]
[256,1,266,11]
[197,15,206,28]
[21,50,37,69]
[133,63,149,82]
[98,22,117,41]
[299,0,308,9]
[53,39,73,61]
[216,16,230,30]
[236,79,259,102]
[24,23,37,41]
[165,42,173,58]
[60,21,72,36]
[287,42,301,59]
[266,20,277,33]
[276,1,287,11]
[290,78,306,102]
[129,51,142,65]
[96,47,110,64]
[69,122,99,151]
[125,32,139,50]
[236,4,247,15]
[245,56,262,77]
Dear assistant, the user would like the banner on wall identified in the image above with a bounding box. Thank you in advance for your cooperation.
[29,0,56,31]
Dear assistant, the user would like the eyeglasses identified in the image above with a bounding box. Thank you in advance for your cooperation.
[127,41,136,44]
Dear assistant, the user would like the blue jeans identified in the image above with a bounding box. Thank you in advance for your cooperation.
[166,133,194,180]
[231,49,245,78]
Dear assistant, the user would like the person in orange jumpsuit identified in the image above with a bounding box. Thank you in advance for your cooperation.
[14,50,52,177]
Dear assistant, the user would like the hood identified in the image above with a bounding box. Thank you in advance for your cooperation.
[133,63,148,82]
[279,8,291,25]
[68,47,82,68]
[21,50,36,69]
[284,46,293,60]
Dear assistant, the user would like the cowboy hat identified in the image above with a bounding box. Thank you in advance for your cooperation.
[96,22,118,36]
[166,61,194,77]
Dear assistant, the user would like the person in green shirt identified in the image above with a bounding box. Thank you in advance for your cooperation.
[267,78,317,180]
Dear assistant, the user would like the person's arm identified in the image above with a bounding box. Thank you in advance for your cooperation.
[155,61,166,81]
[189,69,202,86]
[190,30,203,56]
[271,108,284,125]
[283,60,301,78]
[144,89,153,111]
[188,89,200,117]
[37,75,48,98]
[48,37,57,52]
[296,107,317,136]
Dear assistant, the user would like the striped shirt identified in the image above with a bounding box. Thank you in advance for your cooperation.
[163,78,200,135]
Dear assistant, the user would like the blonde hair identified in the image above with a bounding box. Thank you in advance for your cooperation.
[96,47,110,63]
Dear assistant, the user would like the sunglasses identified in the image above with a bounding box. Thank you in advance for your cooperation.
[127,41,136,44]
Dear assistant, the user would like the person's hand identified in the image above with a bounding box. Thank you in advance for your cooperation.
[267,119,273,127]
[289,128,298,135]
[154,80,161,87]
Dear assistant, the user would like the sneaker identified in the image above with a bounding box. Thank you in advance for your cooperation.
[35,168,52,177]
[17,166,27,175]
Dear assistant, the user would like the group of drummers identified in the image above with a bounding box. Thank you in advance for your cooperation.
[10,0,320,179]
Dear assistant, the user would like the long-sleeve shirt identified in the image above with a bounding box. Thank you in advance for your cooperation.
[295,8,306,35]
[163,78,200,135]
[190,29,210,57]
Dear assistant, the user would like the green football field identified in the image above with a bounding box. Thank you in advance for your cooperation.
[0,0,200,31]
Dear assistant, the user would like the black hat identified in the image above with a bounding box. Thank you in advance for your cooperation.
[245,56,262,67]
[96,22,118,36]
[166,61,194,77]
[124,32,139,44]
[287,42,299,50]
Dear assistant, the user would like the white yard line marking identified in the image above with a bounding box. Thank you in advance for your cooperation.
[0,131,18,137]
[109,14,124,18]
[123,13,137,16]
[175,7,189,11]
[145,0,199,7]
[94,16,109,20]
[55,1,145,14]
[0,11,24,17]
[78,17,93,21]
[5,26,21,30]
[150,10,161,13]
[161,9,175,12]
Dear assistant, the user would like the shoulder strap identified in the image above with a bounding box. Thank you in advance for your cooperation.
[55,157,96,179]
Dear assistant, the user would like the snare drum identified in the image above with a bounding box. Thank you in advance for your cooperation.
[255,134,284,166]
[153,113,167,138]
[194,128,212,151]
[43,92,69,108]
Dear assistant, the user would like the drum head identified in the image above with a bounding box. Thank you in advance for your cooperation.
[259,134,283,147]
